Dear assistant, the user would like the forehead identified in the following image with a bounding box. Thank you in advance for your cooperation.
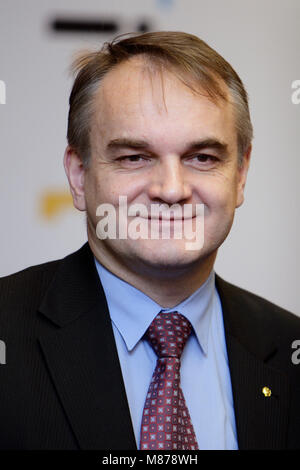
[91,57,236,146]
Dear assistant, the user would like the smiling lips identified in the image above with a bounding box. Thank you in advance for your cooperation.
[137,211,200,221]
[146,215,196,221]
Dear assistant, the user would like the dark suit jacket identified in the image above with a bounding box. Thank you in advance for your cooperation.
[0,242,300,450]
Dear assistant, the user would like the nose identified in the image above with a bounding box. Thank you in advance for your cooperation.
[147,156,192,205]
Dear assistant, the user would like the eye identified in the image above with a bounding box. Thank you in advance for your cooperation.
[118,155,146,162]
[184,153,219,170]
[116,154,150,169]
[185,153,219,167]
[193,154,218,162]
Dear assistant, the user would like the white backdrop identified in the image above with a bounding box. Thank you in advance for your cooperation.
[0,0,299,314]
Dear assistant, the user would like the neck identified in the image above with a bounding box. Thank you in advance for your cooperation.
[88,236,217,309]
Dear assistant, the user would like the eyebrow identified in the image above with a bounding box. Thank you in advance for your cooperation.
[106,137,229,155]
[186,138,228,155]
[107,138,151,150]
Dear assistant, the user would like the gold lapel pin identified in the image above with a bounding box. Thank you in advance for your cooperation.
[262,386,272,397]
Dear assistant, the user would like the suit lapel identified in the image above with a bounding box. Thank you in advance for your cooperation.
[216,275,290,449]
[38,243,136,450]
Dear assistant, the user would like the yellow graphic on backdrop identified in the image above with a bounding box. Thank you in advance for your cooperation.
[40,189,74,220]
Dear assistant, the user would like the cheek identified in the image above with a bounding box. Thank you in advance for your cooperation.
[84,176,106,217]
[85,173,141,212]
[199,179,238,247]
[199,178,238,214]
[110,174,149,205]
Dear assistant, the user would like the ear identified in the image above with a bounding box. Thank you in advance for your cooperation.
[236,145,252,208]
[63,146,86,211]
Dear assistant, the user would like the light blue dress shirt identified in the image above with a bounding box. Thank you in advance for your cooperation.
[94,258,238,450]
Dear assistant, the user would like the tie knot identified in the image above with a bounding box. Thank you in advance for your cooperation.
[145,311,192,359]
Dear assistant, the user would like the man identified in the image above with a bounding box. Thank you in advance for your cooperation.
[0,31,300,450]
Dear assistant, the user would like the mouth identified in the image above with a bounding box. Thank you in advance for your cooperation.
[146,215,196,221]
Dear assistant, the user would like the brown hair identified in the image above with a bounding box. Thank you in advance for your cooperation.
[67,31,253,167]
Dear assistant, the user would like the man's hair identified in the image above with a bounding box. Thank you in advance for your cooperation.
[67,31,253,167]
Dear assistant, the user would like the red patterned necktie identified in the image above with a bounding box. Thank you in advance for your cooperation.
[140,311,199,450]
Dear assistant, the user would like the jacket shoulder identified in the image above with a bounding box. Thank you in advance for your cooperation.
[0,244,90,321]
[0,259,60,305]
[0,256,73,334]
[215,274,300,344]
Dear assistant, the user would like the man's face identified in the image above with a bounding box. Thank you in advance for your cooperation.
[66,58,250,278]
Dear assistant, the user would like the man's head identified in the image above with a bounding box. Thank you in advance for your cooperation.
[64,31,252,282]
[67,31,253,169]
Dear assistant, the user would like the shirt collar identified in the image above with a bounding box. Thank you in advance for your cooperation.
[94,258,215,355]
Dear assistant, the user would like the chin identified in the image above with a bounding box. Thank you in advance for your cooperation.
[126,239,207,273]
